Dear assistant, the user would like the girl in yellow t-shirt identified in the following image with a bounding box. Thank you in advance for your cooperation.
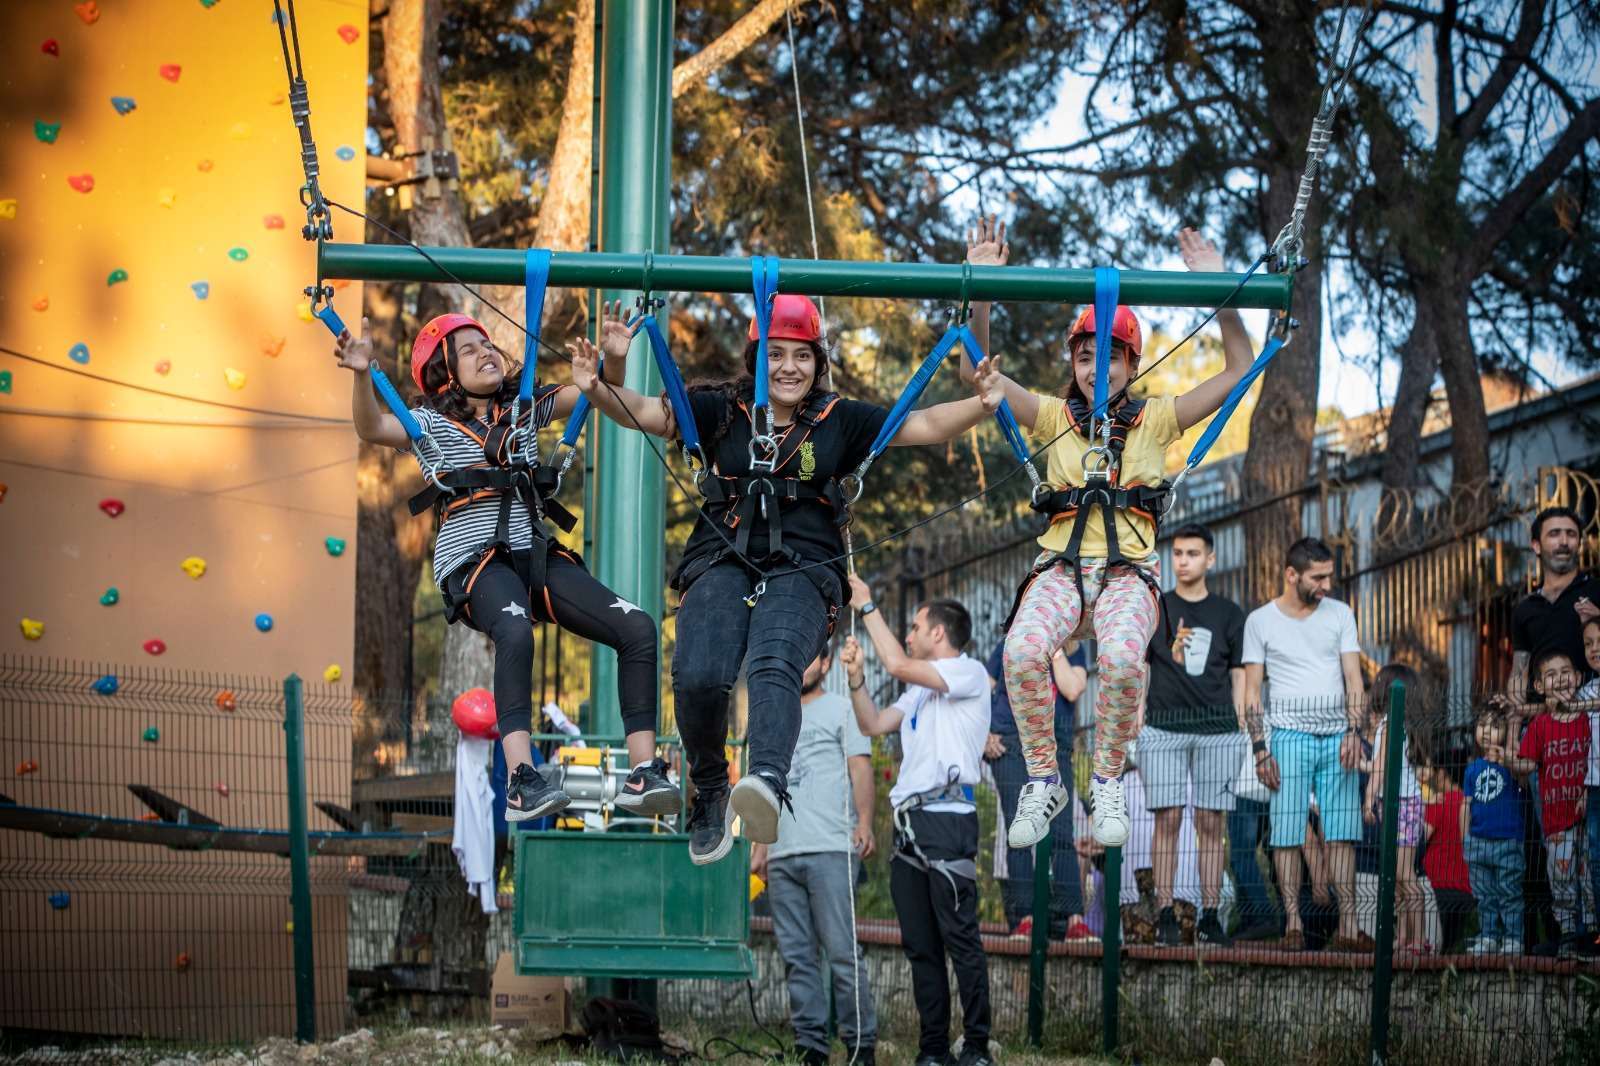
[964,221,1259,850]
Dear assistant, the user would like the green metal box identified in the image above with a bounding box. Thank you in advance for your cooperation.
[511,830,753,980]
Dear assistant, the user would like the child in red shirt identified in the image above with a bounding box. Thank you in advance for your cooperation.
[1420,766,1472,953]
[1512,649,1595,958]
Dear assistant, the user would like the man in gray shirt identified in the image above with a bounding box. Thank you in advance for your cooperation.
[751,642,878,1065]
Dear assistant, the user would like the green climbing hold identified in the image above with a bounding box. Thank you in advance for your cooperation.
[107,268,128,286]
[0,370,11,394]
[34,120,61,144]
[227,247,249,262]
[100,587,119,606]
[141,727,160,743]
[324,537,346,557]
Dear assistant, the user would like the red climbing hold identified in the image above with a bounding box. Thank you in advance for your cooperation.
[15,759,39,776]
[214,690,238,712]
[74,1,100,26]
[142,639,167,656]
[174,953,192,972]
[41,39,60,57]
[159,64,181,83]
[214,782,230,798]
[337,24,360,44]
[98,497,125,518]
[67,174,94,194]
[263,214,284,229]
[154,360,171,376]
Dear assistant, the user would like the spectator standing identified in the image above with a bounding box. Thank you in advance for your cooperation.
[1576,616,1600,954]
[1142,523,1247,947]
[843,577,993,1066]
[1242,538,1371,953]
[751,644,878,1066]
[1509,507,1598,704]
[1364,664,1428,953]
[1421,764,1474,954]
[1511,648,1597,958]
[983,638,1095,941]
[1462,704,1526,955]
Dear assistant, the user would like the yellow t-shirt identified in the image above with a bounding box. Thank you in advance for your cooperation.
[1029,392,1180,561]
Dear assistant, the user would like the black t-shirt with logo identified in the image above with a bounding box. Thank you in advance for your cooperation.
[1145,591,1246,734]
[1512,572,1600,698]
[674,387,888,597]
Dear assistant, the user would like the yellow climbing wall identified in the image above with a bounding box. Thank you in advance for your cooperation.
[0,0,367,678]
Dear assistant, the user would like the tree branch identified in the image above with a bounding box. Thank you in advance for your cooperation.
[1455,0,1548,143]
[1468,95,1600,266]
[671,0,816,100]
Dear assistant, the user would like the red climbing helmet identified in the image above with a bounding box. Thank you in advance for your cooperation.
[1067,305,1143,361]
[411,313,491,394]
[747,294,823,344]
[451,687,498,740]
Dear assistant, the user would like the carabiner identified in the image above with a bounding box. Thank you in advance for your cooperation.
[743,579,768,609]
[1082,444,1114,482]
[748,433,779,474]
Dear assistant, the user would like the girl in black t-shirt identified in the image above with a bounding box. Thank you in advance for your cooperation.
[569,292,1003,865]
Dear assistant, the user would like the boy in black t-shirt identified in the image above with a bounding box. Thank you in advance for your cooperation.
[1140,523,1247,947]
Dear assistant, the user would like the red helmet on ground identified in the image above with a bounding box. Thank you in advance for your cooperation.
[747,294,823,344]
[411,313,491,394]
[451,687,498,740]
[1067,305,1143,361]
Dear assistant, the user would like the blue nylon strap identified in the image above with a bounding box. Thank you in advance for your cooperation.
[521,249,551,406]
[561,394,590,449]
[636,314,704,457]
[864,325,962,461]
[1091,266,1120,422]
[314,302,424,443]
[749,255,780,419]
[957,324,1033,467]
[1183,335,1286,472]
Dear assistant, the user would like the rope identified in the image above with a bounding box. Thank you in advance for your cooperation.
[272,0,332,243]
[784,3,827,333]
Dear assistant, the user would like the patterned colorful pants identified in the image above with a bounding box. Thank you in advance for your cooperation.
[1003,555,1161,780]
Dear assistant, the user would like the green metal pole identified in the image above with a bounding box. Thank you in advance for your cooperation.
[282,674,315,1043]
[588,0,673,739]
[1027,831,1051,1047]
[318,244,1295,310]
[1370,680,1407,1065]
[1102,844,1122,1056]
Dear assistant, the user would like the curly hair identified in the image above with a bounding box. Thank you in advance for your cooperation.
[418,332,527,423]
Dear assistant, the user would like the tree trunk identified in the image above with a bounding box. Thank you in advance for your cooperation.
[1433,282,1492,491]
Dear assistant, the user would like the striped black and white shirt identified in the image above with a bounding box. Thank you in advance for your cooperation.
[413,388,561,588]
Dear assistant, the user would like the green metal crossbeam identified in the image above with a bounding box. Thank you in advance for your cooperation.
[318,244,1294,310]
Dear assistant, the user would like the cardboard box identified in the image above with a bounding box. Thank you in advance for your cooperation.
[490,952,571,1033]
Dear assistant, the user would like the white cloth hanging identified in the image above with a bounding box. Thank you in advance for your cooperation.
[452,735,498,914]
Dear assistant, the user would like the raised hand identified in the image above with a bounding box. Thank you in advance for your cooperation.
[972,354,1006,413]
[566,338,602,394]
[966,214,1010,267]
[599,299,637,361]
[840,636,865,676]
[1178,227,1224,273]
[847,573,874,608]
[334,317,374,373]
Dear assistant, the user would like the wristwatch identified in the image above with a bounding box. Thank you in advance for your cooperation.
[859,601,877,616]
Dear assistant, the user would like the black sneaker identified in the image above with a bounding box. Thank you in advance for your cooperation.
[797,1046,829,1066]
[1234,918,1281,942]
[504,763,570,822]
[1197,908,1233,948]
[1155,905,1182,947]
[1558,933,1584,960]
[913,1056,951,1066]
[686,786,733,866]
[844,1045,875,1066]
[954,1047,992,1066]
[730,769,791,845]
[615,757,680,817]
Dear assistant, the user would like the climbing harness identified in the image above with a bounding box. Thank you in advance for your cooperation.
[892,777,980,894]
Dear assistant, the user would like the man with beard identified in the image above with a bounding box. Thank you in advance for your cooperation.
[1509,507,1598,705]
[1242,538,1370,952]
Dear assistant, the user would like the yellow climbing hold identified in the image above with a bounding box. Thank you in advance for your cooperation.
[20,618,44,640]
[223,368,247,390]
[296,300,314,322]
[228,122,252,140]
[157,187,177,209]
[0,199,17,220]
[322,664,342,683]
[180,556,207,579]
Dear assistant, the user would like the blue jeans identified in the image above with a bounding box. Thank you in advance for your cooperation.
[1464,833,1524,942]
[991,733,1083,931]
[767,852,877,1053]
[1228,796,1278,930]
[1589,787,1600,932]
[673,562,835,792]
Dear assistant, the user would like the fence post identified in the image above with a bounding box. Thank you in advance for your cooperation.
[1369,680,1406,1065]
[1102,844,1122,1056]
[283,674,316,1043]
[1027,830,1051,1047]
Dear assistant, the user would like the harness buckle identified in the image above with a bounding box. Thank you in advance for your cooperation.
[748,433,779,473]
[1081,444,1115,482]
[413,436,449,490]
[1030,482,1054,509]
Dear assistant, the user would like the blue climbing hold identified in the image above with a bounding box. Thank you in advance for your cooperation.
[335,145,356,162]
[68,343,90,364]
[48,892,70,910]
[254,613,273,633]
[191,281,209,300]
[92,674,118,696]
[111,96,137,116]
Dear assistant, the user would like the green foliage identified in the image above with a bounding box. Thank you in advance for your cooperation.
[1554,974,1600,1066]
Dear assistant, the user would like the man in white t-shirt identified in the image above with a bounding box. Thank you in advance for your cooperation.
[843,574,992,1066]
[1242,536,1370,953]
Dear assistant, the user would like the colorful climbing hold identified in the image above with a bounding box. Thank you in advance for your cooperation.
[180,556,207,579]
[67,174,94,194]
[0,370,11,393]
[140,813,160,822]
[323,664,343,683]
[20,618,44,640]
[174,953,191,972]
[68,343,90,364]
[154,360,171,375]
[334,145,356,162]
[48,892,70,910]
[93,675,119,696]
[337,24,360,44]
[98,498,125,517]
[74,1,100,25]
[197,159,213,172]
[106,268,128,286]
[228,122,251,140]
[158,187,177,208]
[267,93,285,106]
[0,484,7,502]
[110,96,137,116]
[142,638,167,656]
[215,690,237,712]
[41,39,60,57]
[261,336,285,358]
[201,0,221,8]
[296,300,314,322]
[329,278,352,291]
[16,760,39,776]
[223,368,246,390]
[191,281,209,300]
[214,782,229,798]
[34,120,61,144]
[31,296,47,311]
[254,613,273,633]
[263,214,285,229]
[324,537,346,557]
[100,587,119,606]
[0,200,17,221]
[227,247,249,262]
[159,64,182,83]
[141,726,159,742]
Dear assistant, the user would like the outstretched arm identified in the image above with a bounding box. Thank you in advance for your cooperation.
[891,355,1007,445]
[1171,228,1256,433]
[335,318,412,449]
[548,300,636,420]
[958,216,1040,429]
[568,337,674,438]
